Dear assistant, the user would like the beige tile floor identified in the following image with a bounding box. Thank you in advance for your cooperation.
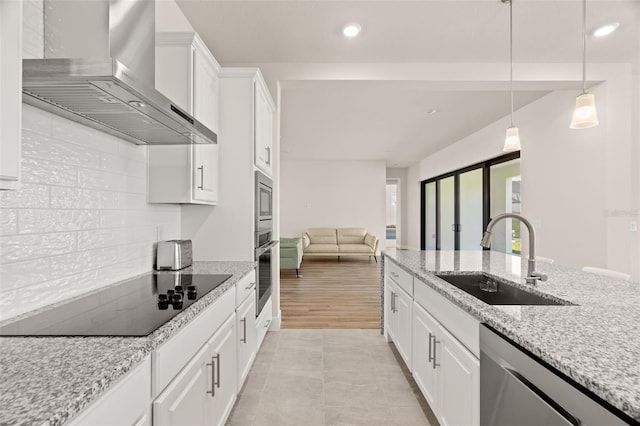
[226,329,437,426]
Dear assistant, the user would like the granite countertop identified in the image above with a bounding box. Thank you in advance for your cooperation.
[0,261,255,426]
[382,249,640,423]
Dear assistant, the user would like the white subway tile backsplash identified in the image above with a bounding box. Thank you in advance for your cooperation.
[50,248,120,279]
[51,114,119,155]
[1,232,77,263]
[21,157,78,186]
[78,168,127,192]
[50,186,119,210]
[0,258,50,291]
[77,229,128,251]
[0,104,181,321]
[22,131,101,169]
[0,184,50,209]
[21,105,50,135]
[0,290,19,320]
[19,210,99,234]
[1,210,18,236]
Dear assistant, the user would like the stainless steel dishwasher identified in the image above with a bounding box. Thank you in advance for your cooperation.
[480,325,635,426]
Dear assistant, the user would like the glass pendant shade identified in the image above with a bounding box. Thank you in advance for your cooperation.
[503,126,521,152]
[570,93,599,129]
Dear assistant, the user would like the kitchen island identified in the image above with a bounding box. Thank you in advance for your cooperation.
[0,261,255,426]
[382,249,640,423]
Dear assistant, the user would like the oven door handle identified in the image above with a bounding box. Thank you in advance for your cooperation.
[256,240,279,254]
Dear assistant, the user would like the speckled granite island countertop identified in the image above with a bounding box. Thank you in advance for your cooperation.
[0,261,255,426]
[382,249,640,423]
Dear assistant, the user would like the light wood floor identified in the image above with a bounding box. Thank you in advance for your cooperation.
[280,256,382,329]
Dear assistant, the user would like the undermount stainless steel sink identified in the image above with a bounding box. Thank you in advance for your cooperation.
[435,273,569,306]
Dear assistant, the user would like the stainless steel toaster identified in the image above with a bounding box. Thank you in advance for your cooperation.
[156,240,193,270]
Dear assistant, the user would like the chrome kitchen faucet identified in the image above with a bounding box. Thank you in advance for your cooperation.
[480,213,548,285]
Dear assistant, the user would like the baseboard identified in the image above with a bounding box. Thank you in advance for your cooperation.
[270,309,282,330]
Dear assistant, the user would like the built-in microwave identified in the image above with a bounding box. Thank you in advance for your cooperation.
[255,171,273,247]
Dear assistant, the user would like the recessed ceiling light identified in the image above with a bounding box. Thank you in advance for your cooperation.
[425,109,438,116]
[592,22,620,37]
[343,24,361,38]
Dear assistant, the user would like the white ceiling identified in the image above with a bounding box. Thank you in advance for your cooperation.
[176,0,640,166]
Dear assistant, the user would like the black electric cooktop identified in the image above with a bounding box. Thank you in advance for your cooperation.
[0,273,232,337]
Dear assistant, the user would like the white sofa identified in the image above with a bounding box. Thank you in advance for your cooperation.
[302,228,379,262]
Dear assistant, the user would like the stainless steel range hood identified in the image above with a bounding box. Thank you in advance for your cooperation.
[22,0,216,145]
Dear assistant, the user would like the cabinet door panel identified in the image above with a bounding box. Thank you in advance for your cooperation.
[193,52,218,133]
[192,143,218,203]
[384,277,397,341]
[208,314,237,426]
[412,303,440,416]
[237,291,257,389]
[439,325,480,426]
[254,81,272,175]
[395,285,413,369]
[153,344,210,426]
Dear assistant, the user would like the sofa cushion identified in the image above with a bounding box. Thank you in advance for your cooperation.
[337,228,367,244]
[306,228,337,245]
[339,244,374,254]
[305,244,339,253]
[364,233,376,249]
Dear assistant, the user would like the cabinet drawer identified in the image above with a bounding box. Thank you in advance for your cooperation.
[386,259,413,295]
[235,270,256,307]
[256,297,272,349]
[414,278,480,358]
[153,287,235,396]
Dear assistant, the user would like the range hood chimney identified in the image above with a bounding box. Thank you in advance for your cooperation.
[22,0,217,145]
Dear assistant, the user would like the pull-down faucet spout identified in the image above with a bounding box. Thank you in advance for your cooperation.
[480,213,548,285]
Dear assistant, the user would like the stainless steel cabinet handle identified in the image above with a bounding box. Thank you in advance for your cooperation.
[206,355,217,397]
[432,337,441,369]
[245,282,256,290]
[265,146,271,165]
[197,166,204,190]
[390,291,395,313]
[214,353,221,389]
[428,332,434,363]
[391,272,399,278]
[241,317,247,343]
[264,319,271,328]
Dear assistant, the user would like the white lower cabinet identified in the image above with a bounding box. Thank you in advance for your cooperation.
[153,344,211,425]
[438,324,480,426]
[412,302,480,426]
[384,257,480,426]
[385,276,413,369]
[236,289,257,389]
[412,303,440,412]
[209,314,238,426]
[154,314,237,426]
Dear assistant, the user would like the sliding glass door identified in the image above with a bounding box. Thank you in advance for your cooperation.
[459,168,484,250]
[421,152,520,252]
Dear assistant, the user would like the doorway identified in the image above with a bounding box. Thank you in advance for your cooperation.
[386,179,400,248]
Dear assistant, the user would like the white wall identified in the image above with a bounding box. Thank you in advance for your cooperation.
[405,162,421,251]
[417,68,639,281]
[280,159,386,251]
[156,0,194,32]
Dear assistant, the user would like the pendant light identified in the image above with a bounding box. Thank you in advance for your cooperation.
[570,0,599,129]
[503,0,521,152]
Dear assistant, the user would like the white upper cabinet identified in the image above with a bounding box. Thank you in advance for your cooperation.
[0,0,22,190]
[254,80,274,176]
[148,32,220,204]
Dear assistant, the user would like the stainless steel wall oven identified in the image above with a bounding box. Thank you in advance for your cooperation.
[255,171,275,317]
